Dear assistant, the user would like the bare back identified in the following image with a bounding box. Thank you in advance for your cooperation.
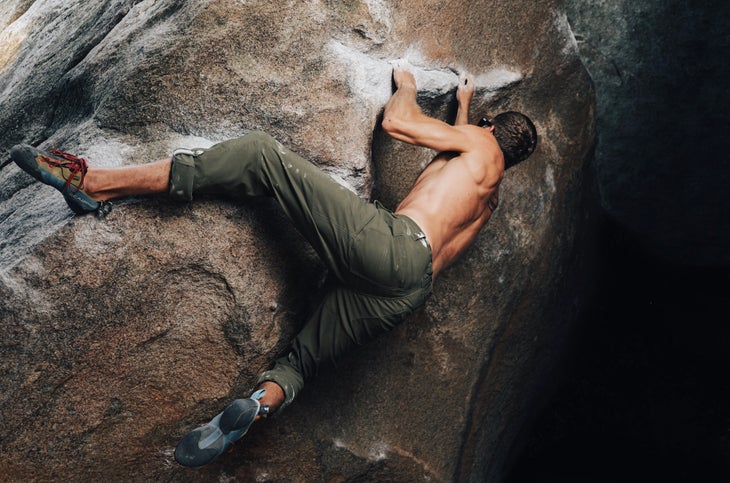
[396,130,504,277]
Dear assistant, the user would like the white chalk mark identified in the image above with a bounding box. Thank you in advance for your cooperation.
[328,40,523,105]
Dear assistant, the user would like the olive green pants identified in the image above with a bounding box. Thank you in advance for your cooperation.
[169,132,433,409]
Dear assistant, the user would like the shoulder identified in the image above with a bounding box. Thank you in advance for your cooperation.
[456,126,502,160]
[456,130,504,184]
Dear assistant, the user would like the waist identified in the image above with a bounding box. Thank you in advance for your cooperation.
[347,201,432,292]
[375,201,432,253]
[394,208,434,254]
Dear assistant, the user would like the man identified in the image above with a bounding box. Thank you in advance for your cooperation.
[9,61,537,466]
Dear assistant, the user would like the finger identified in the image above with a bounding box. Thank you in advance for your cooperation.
[391,58,412,71]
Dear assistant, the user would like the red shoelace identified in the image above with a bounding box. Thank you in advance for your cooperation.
[38,149,90,194]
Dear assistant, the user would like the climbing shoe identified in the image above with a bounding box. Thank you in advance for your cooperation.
[10,144,107,215]
[174,389,269,467]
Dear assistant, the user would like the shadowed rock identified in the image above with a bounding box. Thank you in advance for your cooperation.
[567,0,730,266]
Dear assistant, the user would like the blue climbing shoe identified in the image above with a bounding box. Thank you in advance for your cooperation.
[174,389,269,467]
[10,144,105,214]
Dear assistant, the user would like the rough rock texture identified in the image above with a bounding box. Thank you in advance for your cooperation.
[0,1,595,481]
[566,0,730,266]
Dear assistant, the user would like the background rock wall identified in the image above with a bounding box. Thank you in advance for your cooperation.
[506,2,730,480]
[566,0,730,266]
[0,1,596,481]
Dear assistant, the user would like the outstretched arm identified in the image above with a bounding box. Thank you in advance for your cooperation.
[382,61,473,153]
[454,73,474,126]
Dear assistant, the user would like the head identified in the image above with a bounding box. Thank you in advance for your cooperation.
[479,111,537,169]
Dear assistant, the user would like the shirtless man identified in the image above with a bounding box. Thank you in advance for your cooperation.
[9,61,537,466]
[387,62,522,278]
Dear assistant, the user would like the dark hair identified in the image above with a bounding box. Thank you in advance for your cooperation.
[490,111,537,169]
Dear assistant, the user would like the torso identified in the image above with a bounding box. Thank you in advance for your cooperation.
[395,131,504,278]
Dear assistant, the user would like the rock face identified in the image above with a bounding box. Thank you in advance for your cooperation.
[0,1,595,481]
[566,0,730,266]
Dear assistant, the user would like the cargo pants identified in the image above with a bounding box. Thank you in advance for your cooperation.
[169,132,433,409]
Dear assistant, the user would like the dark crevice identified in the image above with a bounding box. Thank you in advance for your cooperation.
[47,1,142,129]
[506,217,730,482]
[61,0,138,77]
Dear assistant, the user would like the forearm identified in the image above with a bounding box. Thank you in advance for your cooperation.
[382,83,429,143]
[454,73,474,126]
[383,62,472,152]
[383,83,420,125]
[455,100,469,125]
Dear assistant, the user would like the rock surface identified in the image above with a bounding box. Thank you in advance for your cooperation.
[0,1,595,481]
[566,0,730,266]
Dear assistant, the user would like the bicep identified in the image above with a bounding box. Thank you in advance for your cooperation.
[382,113,472,153]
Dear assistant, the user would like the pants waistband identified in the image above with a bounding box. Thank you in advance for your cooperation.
[372,200,431,252]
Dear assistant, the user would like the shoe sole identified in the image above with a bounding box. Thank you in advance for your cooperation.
[174,398,260,467]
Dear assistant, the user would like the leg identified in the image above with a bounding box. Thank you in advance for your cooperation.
[173,132,433,465]
[258,273,432,411]
[170,131,380,283]
[10,144,172,212]
[84,159,172,200]
[174,280,430,467]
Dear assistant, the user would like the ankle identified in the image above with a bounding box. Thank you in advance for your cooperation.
[256,381,285,413]
[83,168,103,200]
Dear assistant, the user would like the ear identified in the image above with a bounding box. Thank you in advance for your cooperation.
[487,125,495,133]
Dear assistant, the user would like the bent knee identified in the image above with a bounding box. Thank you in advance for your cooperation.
[244,131,281,153]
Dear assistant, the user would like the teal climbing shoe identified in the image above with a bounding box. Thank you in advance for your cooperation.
[174,389,269,467]
[10,144,104,214]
